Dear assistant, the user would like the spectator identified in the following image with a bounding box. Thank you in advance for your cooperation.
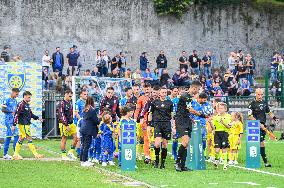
[42,50,51,73]
[65,75,72,90]
[220,75,230,95]
[1,45,11,62]
[142,68,155,85]
[42,67,49,90]
[124,68,133,79]
[66,47,80,76]
[119,52,127,73]
[245,54,255,85]
[160,69,173,88]
[237,49,244,62]
[48,72,58,90]
[111,54,119,71]
[132,68,142,85]
[179,68,190,86]
[139,52,149,74]
[52,47,64,76]
[239,79,251,96]
[189,50,201,75]
[56,74,67,94]
[278,55,283,78]
[228,77,238,96]
[172,70,181,86]
[228,52,237,73]
[107,68,120,78]
[179,51,188,72]
[101,50,111,76]
[236,61,248,84]
[73,45,82,76]
[156,50,167,76]
[202,51,212,78]
[84,69,91,76]
[271,51,280,83]
[91,67,100,77]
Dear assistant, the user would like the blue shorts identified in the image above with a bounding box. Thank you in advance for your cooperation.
[5,123,19,137]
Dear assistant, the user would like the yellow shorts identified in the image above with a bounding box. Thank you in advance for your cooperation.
[229,134,241,150]
[59,123,77,137]
[18,124,31,138]
[136,123,143,138]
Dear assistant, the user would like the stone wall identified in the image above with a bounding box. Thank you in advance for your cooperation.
[0,0,283,73]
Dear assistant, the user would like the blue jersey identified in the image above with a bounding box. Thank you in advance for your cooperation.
[190,99,205,126]
[201,101,214,117]
[3,97,17,124]
[74,98,85,125]
[166,96,179,114]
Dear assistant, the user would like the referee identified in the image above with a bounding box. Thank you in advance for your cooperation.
[148,87,174,169]
[175,81,201,172]
[248,88,279,167]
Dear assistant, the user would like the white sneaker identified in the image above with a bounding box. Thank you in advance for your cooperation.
[3,154,13,160]
[67,152,77,161]
[81,161,94,167]
[102,162,107,167]
[92,159,99,164]
[208,157,214,162]
[223,164,228,170]
[219,158,224,164]
[85,161,94,166]
[137,155,143,161]
[234,161,239,165]
[228,160,234,165]
[108,161,115,166]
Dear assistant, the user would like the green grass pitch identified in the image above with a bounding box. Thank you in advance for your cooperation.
[0,132,284,188]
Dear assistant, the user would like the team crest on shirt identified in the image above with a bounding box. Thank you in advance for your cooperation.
[6,71,26,90]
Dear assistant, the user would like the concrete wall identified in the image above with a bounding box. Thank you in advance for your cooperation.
[0,0,283,73]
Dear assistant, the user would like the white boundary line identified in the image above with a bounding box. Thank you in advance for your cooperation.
[35,144,156,188]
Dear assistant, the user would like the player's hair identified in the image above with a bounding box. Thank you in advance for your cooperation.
[107,86,114,91]
[144,82,151,88]
[133,84,140,88]
[199,92,208,99]
[124,87,132,92]
[153,85,160,91]
[160,86,167,90]
[23,91,32,97]
[120,104,135,116]
[12,88,20,93]
[172,86,179,91]
[191,80,201,87]
[233,112,244,124]
[80,89,87,95]
[84,96,95,112]
[102,111,112,124]
[65,90,73,95]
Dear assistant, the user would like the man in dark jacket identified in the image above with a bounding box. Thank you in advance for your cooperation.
[140,52,149,74]
[156,50,168,76]
[52,47,64,76]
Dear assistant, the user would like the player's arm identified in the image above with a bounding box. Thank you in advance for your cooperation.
[247,103,256,120]
[1,99,11,113]
[134,98,142,120]
[74,102,80,119]
[59,101,68,126]
[266,104,279,125]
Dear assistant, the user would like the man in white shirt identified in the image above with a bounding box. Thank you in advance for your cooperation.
[42,50,51,73]
[228,52,236,74]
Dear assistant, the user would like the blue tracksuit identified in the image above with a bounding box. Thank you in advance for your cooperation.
[74,98,85,125]
[101,123,115,162]
[2,97,19,155]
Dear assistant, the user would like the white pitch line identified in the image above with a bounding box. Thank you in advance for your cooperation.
[230,165,284,178]
[36,144,156,188]
[233,182,261,186]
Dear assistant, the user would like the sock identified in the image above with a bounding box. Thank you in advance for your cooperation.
[27,140,38,155]
[69,145,75,153]
[161,148,167,164]
[76,148,81,156]
[172,140,178,160]
[4,137,11,155]
[181,146,188,168]
[235,151,239,161]
[177,144,186,165]
[229,152,234,161]
[222,151,228,165]
[14,140,23,156]
[260,147,268,164]
[61,150,67,157]
[13,135,19,151]
[215,152,220,160]
[150,144,156,161]
[154,147,160,163]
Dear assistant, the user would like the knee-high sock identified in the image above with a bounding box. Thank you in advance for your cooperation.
[161,148,167,164]
[13,136,19,151]
[181,146,188,168]
[4,137,11,155]
[150,144,156,161]
[172,140,178,160]
[260,147,268,164]
[14,140,23,156]
[229,151,234,161]
[28,140,38,155]
[235,151,239,161]
[222,151,228,165]
[154,147,160,163]
[177,145,186,166]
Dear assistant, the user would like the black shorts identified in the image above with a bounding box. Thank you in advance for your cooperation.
[214,131,229,149]
[153,121,172,140]
[176,125,192,138]
[260,129,266,142]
